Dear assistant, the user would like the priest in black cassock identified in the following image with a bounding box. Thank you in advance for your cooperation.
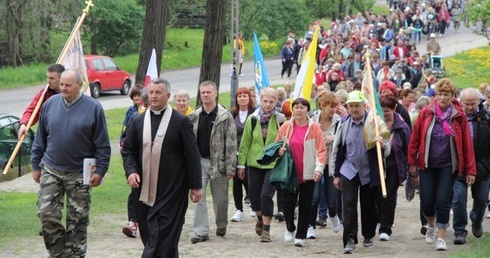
[122,78,202,258]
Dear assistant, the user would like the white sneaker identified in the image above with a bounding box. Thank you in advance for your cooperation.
[379,232,390,241]
[231,210,243,222]
[307,226,316,239]
[249,206,256,218]
[294,238,305,247]
[330,215,341,233]
[425,226,436,244]
[436,238,447,251]
[239,73,245,77]
[284,230,294,242]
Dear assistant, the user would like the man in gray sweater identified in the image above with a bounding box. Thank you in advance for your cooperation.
[31,69,111,258]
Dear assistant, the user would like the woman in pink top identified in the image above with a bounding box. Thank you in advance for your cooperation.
[276,98,326,247]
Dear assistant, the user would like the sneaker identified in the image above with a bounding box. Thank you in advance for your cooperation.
[231,210,243,222]
[239,73,245,77]
[255,221,263,236]
[249,206,256,218]
[216,227,226,237]
[436,238,447,251]
[307,226,316,239]
[343,238,356,254]
[363,238,374,248]
[379,232,390,241]
[472,224,483,238]
[330,215,341,233]
[284,230,294,242]
[316,217,327,228]
[274,212,285,222]
[191,234,209,244]
[122,220,138,238]
[260,230,272,242]
[453,232,467,245]
[425,226,436,244]
[294,238,305,247]
[420,225,428,236]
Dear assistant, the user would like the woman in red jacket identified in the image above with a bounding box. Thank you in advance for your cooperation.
[437,4,451,37]
[407,78,476,251]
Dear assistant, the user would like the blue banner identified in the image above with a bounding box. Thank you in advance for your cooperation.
[253,33,270,95]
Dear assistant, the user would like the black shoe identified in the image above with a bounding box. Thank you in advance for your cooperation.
[472,224,483,238]
[420,225,427,236]
[274,212,285,222]
[362,238,374,248]
[216,227,226,237]
[453,232,467,245]
[316,217,327,228]
[191,234,209,244]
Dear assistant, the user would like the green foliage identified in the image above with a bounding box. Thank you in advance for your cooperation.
[87,0,145,56]
[239,0,312,40]
[465,0,490,25]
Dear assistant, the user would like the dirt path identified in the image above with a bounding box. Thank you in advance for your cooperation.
[0,173,485,257]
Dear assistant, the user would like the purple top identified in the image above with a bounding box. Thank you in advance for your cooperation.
[428,118,452,168]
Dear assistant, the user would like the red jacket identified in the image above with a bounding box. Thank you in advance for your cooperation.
[20,87,58,125]
[392,46,409,59]
[407,99,476,177]
[438,9,450,23]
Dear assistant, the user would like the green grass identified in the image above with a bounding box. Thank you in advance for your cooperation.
[0,28,283,90]
[445,46,490,88]
[446,233,490,257]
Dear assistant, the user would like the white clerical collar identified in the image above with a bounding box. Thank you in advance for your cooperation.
[150,106,166,115]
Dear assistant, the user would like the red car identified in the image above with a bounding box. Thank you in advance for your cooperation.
[84,55,131,98]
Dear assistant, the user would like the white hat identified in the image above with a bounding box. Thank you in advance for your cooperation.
[430,33,436,38]
[405,7,411,12]
[413,61,419,65]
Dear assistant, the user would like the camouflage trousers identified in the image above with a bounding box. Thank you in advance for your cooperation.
[38,165,91,258]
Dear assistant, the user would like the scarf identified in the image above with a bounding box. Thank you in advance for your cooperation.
[435,103,455,136]
[258,108,276,124]
[140,104,173,206]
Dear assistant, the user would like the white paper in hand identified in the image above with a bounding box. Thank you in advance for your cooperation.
[83,158,96,185]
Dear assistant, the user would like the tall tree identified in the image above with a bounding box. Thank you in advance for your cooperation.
[135,0,170,86]
[5,0,26,67]
[195,0,227,106]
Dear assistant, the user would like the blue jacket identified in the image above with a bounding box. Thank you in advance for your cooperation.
[281,46,294,61]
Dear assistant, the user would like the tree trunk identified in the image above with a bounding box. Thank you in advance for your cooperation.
[135,0,170,86]
[5,0,26,67]
[195,0,227,107]
[38,0,53,63]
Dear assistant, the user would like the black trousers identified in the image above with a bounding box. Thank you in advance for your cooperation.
[377,165,399,235]
[248,167,276,217]
[341,174,379,247]
[233,166,249,211]
[283,181,316,239]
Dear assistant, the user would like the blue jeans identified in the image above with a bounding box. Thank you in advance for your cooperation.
[452,179,489,234]
[412,31,421,43]
[310,174,338,227]
[419,166,455,229]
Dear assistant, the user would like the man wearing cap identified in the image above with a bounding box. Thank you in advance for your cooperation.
[332,90,390,254]
[426,33,441,55]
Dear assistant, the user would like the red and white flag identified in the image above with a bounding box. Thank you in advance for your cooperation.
[62,31,90,95]
[144,48,158,86]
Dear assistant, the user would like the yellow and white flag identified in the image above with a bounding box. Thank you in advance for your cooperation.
[292,26,319,101]
[61,31,90,95]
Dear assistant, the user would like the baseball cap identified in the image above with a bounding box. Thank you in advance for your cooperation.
[346,90,366,104]
[413,61,419,65]
[430,33,436,38]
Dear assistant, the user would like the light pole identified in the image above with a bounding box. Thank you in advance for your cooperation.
[230,0,239,107]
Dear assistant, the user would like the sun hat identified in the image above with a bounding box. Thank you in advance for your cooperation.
[346,90,366,104]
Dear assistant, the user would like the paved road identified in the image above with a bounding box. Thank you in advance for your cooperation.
[0,25,487,118]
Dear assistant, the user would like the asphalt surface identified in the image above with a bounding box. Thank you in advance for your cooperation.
[0,25,487,118]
